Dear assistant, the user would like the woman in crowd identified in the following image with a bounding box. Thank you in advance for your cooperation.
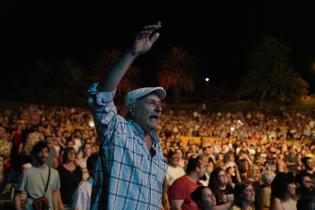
[270,172,297,210]
[191,186,217,210]
[256,171,275,210]
[58,147,82,209]
[175,148,186,168]
[229,181,255,210]
[209,167,234,206]
[76,143,92,180]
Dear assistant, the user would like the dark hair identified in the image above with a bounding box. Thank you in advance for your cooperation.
[209,167,225,191]
[31,141,49,156]
[208,157,214,164]
[296,172,311,187]
[233,181,254,209]
[202,146,211,152]
[271,172,295,200]
[224,152,233,163]
[301,156,312,166]
[186,157,201,174]
[191,186,207,209]
[87,153,98,176]
[167,150,176,160]
[62,147,76,163]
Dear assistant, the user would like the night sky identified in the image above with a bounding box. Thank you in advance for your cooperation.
[2,2,315,91]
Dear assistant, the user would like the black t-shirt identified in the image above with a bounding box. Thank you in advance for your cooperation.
[213,184,234,205]
[58,165,82,205]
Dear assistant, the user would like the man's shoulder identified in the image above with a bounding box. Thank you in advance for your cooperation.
[172,175,188,185]
[22,167,34,177]
[50,167,59,175]
[28,166,59,174]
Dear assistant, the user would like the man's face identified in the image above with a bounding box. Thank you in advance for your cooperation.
[305,159,313,170]
[36,147,49,165]
[169,154,179,166]
[196,160,207,179]
[134,93,162,132]
[203,147,212,155]
[302,176,314,191]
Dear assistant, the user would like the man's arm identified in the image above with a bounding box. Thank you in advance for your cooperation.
[97,22,161,92]
[14,191,22,210]
[52,190,59,210]
[162,177,171,210]
[55,189,65,210]
[171,200,184,210]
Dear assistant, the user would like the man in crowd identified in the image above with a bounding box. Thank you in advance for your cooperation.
[89,21,168,210]
[300,156,314,180]
[14,141,60,210]
[168,157,206,210]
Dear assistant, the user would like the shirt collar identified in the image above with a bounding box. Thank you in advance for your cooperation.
[128,119,159,145]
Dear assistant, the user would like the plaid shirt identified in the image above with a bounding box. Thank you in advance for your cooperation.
[88,84,168,210]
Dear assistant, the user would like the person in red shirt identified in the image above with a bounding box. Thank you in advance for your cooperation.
[169,157,206,210]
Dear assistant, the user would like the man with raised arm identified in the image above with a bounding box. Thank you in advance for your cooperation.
[88,21,168,210]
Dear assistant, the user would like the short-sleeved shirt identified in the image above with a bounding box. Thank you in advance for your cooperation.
[88,84,168,210]
[165,165,185,186]
[72,177,93,210]
[213,184,234,205]
[260,187,271,208]
[58,164,82,205]
[168,175,202,210]
[16,166,60,210]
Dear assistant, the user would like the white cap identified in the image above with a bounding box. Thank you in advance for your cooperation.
[124,87,166,111]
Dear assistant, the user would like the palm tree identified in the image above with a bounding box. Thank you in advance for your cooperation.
[21,60,54,103]
[50,59,86,106]
[157,47,197,104]
[239,36,308,105]
[21,59,86,106]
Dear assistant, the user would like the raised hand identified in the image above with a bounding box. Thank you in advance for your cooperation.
[131,21,162,56]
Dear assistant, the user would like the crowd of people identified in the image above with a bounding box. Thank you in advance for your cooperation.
[1,21,315,210]
[0,104,314,209]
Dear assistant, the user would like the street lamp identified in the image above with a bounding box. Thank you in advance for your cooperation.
[204,77,210,98]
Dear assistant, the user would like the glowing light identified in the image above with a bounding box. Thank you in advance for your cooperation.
[237,120,244,126]
[205,77,210,82]
[88,119,95,128]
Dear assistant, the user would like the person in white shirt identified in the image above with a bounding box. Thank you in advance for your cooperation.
[72,154,98,210]
[165,150,185,187]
